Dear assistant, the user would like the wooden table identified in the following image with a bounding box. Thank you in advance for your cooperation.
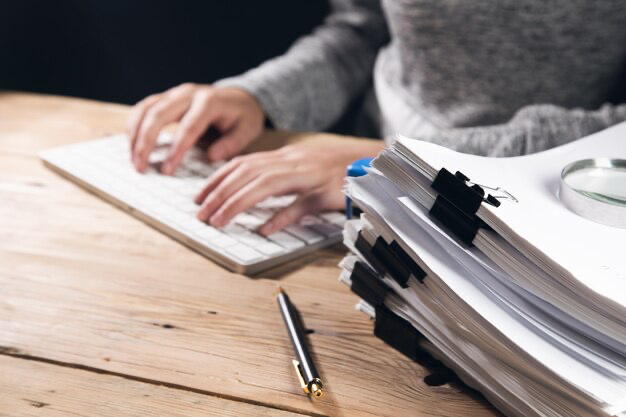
[0,92,497,417]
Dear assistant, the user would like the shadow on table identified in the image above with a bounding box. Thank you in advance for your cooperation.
[252,243,347,280]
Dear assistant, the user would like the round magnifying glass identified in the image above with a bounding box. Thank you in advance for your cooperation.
[559,158,626,229]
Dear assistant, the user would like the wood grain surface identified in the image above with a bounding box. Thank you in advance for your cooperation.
[0,92,497,417]
[0,355,306,417]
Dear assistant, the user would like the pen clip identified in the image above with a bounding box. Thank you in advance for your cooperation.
[292,360,309,393]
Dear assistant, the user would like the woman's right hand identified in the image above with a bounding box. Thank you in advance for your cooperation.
[127,83,266,174]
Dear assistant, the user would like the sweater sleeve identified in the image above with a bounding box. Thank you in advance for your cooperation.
[215,0,389,131]
[416,104,626,157]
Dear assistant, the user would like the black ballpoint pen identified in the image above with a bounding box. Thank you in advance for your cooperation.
[277,287,324,398]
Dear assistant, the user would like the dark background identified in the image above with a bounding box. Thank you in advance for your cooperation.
[0,0,330,105]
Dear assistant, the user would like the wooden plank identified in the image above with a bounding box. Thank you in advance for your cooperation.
[0,355,306,417]
[0,92,497,417]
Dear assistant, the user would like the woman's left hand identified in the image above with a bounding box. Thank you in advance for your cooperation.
[195,135,384,236]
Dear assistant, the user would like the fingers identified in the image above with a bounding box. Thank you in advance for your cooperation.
[194,159,242,205]
[259,193,321,236]
[126,94,161,149]
[131,84,195,172]
[127,84,266,177]
[205,90,264,162]
[206,125,256,162]
[194,151,280,204]
[204,170,302,228]
[161,90,218,175]
[196,157,279,221]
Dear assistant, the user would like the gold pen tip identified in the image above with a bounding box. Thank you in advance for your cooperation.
[311,382,323,398]
[277,286,284,295]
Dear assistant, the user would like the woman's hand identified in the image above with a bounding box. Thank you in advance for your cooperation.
[195,136,385,235]
[127,83,265,174]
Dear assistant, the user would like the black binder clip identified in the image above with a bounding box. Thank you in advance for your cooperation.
[431,168,517,210]
[354,231,387,276]
[388,240,426,283]
[374,305,424,360]
[429,168,515,246]
[429,195,488,246]
[373,306,458,369]
[431,169,485,214]
[350,261,389,307]
[372,237,411,288]
[354,231,422,288]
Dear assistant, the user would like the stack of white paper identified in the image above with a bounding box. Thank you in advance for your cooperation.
[340,122,626,417]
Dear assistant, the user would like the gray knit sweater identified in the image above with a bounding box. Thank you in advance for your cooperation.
[218,0,626,156]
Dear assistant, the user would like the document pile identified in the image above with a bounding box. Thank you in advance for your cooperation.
[339,122,626,417]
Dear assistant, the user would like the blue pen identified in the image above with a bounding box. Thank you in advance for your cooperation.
[345,157,374,219]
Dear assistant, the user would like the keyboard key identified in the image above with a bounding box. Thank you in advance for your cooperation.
[186,160,206,172]
[320,211,346,226]
[222,223,250,236]
[177,218,207,232]
[308,222,342,238]
[210,234,238,248]
[236,233,270,247]
[177,201,201,214]
[267,231,306,249]
[159,176,183,189]
[284,225,324,244]
[148,148,168,164]
[193,165,215,177]
[168,195,191,207]
[298,215,323,226]
[151,204,176,216]
[256,195,296,209]
[194,226,221,240]
[256,242,285,256]
[232,212,266,230]
[132,190,152,202]
[167,211,190,225]
[178,185,202,198]
[156,133,173,146]
[225,244,263,263]
[174,166,194,177]
[247,208,274,222]
[136,195,160,208]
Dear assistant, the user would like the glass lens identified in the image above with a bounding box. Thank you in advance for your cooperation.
[564,165,626,207]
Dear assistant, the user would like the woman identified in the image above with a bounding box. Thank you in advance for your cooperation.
[127,0,626,235]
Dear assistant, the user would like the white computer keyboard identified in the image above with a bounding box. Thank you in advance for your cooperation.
[40,134,345,274]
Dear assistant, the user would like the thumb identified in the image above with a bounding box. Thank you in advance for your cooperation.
[259,193,321,236]
[207,126,255,161]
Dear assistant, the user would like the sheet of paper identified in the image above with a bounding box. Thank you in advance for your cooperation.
[374,149,626,352]
[348,173,626,410]
[394,122,626,313]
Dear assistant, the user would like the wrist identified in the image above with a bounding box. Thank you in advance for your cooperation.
[341,138,386,160]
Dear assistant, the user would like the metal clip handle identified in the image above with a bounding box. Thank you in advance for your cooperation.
[292,360,309,393]
[292,360,324,398]
[468,181,518,203]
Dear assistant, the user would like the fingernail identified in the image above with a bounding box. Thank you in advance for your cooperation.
[260,222,274,236]
[197,207,209,221]
[210,211,224,227]
[194,193,206,205]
